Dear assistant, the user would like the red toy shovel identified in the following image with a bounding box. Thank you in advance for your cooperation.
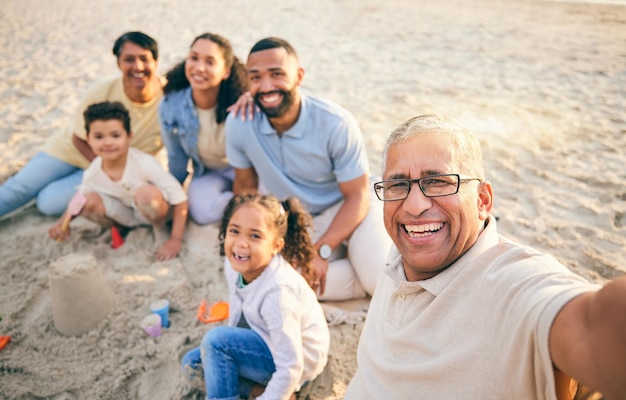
[111,226,125,249]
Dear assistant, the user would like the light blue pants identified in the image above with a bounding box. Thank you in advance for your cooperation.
[0,152,83,217]
[187,167,235,225]
[181,326,276,400]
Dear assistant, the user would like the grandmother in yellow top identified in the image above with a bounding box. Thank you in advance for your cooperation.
[0,31,163,218]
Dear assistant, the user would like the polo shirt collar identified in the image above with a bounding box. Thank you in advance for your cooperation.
[259,94,308,139]
[385,215,499,296]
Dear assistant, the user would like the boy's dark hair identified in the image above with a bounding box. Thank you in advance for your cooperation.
[249,37,298,60]
[83,101,131,135]
[112,31,158,60]
[163,32,247,124]
[218,194,316,286]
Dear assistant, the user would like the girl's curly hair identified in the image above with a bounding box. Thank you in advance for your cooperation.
[218,194,316,286]
[163,32,247,124]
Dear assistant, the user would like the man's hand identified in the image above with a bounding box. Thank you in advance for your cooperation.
[311,254,329,296]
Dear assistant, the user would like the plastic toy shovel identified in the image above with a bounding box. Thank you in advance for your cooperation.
[60,192,87,234]
[197,300,229,324]
[110,226,125,249]
[0,336,10,351]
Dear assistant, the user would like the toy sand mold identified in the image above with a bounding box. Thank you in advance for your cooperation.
[49,253,114,336]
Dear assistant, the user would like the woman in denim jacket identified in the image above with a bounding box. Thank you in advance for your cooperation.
[159,33,249,224]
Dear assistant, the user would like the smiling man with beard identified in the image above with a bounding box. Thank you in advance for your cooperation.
[225,37,391,301]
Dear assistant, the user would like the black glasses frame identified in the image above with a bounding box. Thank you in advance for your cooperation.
[373,174,482,201]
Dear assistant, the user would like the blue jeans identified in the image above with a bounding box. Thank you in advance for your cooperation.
[0,152,83,217]
[181,326,276,400]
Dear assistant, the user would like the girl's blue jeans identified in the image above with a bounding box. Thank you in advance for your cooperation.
[0,152,83,217]
[181,326,276,400]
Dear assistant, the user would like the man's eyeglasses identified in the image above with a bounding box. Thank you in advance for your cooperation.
[373,174,482,201]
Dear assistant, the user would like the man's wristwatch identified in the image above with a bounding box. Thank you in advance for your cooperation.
[318,244,332,260]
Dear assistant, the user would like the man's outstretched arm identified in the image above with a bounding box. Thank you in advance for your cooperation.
[550,275,626,399]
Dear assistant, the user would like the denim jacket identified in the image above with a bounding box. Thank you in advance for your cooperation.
[158,87,208,183]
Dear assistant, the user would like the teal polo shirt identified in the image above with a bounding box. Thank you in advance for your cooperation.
[225,94,369,214]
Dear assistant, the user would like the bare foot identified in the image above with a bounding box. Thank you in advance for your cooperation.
[248,384,296,399]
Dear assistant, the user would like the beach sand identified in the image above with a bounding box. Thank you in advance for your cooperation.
[1,0,625,398]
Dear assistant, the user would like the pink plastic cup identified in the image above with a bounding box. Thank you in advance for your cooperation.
[140,314,162,337]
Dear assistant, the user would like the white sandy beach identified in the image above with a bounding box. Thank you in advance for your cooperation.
[0,0,625,398]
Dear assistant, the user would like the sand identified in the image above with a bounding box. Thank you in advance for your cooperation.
[1,0,625,398]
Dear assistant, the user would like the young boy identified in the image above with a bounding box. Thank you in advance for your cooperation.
[49,101,188,261]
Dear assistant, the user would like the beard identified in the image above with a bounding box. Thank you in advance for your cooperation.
[254,87,297,118]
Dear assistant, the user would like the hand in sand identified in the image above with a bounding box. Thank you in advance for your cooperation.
[155,237,182,261]
[49,221,70,241]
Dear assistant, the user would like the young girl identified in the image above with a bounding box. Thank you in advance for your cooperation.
[181,194,330,400]
[159,32,252,225]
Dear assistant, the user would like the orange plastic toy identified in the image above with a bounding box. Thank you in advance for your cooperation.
[197,300,229,324]
[0,336,11,351]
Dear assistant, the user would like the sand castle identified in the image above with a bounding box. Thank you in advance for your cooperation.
[49,253,115,336]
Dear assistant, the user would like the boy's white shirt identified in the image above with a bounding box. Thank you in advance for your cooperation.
[80,147,187,206]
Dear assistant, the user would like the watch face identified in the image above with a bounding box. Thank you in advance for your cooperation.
[319,244,332,260]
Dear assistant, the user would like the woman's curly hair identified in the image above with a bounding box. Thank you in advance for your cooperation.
[163,32,247,124]
[218,194,316,286]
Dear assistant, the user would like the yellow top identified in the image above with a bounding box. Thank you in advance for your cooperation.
[42,75,163,169]
[196,106,228,170]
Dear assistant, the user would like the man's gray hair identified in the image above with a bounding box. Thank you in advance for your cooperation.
[382,114,485,180]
